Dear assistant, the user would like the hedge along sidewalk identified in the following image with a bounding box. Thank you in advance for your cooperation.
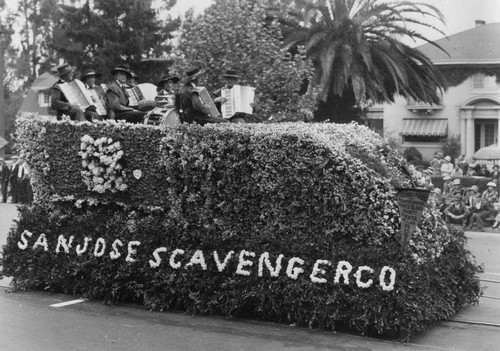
[1,113,482,341]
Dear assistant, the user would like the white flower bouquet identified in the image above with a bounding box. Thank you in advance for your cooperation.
[79,134,128,194]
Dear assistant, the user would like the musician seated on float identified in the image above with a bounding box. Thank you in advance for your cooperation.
[127,71,140,87]
[81,68,104,121]
[175,68,229,126]
[156,75,180,107]
[50,64,85,121]
[213,69,254,123]
[105,65,146,123]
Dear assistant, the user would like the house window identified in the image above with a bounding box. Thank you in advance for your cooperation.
[474,120,498,151]
[38,91,51,107]
[472,73,485,89]
[403,135,443,143]
[366,118,383,136]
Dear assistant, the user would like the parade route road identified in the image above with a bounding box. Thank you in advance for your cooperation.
[1,203,500,350]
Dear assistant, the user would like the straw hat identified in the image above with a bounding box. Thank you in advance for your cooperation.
[469,185,479,193]
[487,181,497,187]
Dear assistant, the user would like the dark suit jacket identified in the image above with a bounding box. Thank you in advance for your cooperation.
[0,163,10,183]
[105,81,133,119]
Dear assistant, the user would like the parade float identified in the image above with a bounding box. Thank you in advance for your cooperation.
[0,113,482,341]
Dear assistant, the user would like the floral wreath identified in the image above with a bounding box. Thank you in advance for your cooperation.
[79,134,128,194]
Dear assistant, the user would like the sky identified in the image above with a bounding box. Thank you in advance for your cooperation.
[169,0,500,45]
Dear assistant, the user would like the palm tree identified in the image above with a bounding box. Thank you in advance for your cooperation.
[279,0,448,112]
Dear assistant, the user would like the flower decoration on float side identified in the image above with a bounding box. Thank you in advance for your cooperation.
[79,134,128,194]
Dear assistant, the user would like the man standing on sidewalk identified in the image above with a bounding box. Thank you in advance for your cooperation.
[0,157,9,203]
[9,156,21,204]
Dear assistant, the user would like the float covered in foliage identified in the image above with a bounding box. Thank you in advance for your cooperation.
[0,113,482,341]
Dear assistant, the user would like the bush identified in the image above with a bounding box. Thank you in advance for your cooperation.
[0,114,482,341]
[403,147,423,162]
[441,136,461,160]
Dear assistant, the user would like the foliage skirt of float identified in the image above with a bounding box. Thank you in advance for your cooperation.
[0,114,481,340]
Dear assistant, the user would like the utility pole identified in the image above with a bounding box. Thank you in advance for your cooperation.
[0,25,14,157]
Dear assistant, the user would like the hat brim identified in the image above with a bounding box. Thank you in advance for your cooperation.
[221,74,239,79]
[111,68,131,77]
[58,66,76,76]
[182,69,206,84]
[83,73,102,78]
[159,77,180,85]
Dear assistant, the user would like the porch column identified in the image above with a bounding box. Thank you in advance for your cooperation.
[465,110,474,160]
[498,109,500,145]
[460,111,466,156]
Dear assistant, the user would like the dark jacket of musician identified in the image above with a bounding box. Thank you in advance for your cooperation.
[51,64,84,120]
[105,65,145,123]
[176,82,228,126]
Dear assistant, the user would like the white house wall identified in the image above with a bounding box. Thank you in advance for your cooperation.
[382,75,500,160]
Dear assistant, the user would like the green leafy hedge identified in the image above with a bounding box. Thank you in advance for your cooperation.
[0,114,482,341]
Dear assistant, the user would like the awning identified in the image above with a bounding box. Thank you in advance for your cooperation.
[401,119,448,136]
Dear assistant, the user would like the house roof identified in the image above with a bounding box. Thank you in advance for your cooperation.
[31,71,58,90]
[17,71,58,117]
[18,89,53,117]
[417,22,500,66]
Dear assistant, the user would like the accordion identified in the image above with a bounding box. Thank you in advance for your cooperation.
[221,85,255,119]
[197,86,220,117]
[57,80,107,116]
[125,83,158,107]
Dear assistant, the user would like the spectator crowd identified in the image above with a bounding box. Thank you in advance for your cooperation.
[421,151,500,231]
[0,156,33,205]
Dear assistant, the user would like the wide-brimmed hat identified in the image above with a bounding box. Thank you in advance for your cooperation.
[221,69,239,79]
[444,155,451,162]
[56,64,75,77]
[183,67,206,83]
[158,74,180,86]
[110,65,131,77]
[487,181,497,187]
[469,185,479,193]
[431,188,442,194]
[435,151,444,158]
[453,178,461,185]
[443,175,451,181]
[81,68,102,79]
[10,156,19,160]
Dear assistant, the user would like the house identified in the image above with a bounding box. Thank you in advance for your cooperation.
[368,20,500,160]
[17,72,58,117]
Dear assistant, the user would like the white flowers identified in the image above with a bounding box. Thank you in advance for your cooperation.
[18,230,397,291]
[79,134,128,194]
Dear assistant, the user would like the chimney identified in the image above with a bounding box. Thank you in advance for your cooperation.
[475,20,486,27]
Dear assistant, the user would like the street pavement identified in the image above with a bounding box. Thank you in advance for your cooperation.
[1,202,500,351]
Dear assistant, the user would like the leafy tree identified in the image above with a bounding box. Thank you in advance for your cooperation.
[11,0,60,85]
[51,0,179,82]
[275,0,448,122]
[173,0,316,122]
[3,88,24,155]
